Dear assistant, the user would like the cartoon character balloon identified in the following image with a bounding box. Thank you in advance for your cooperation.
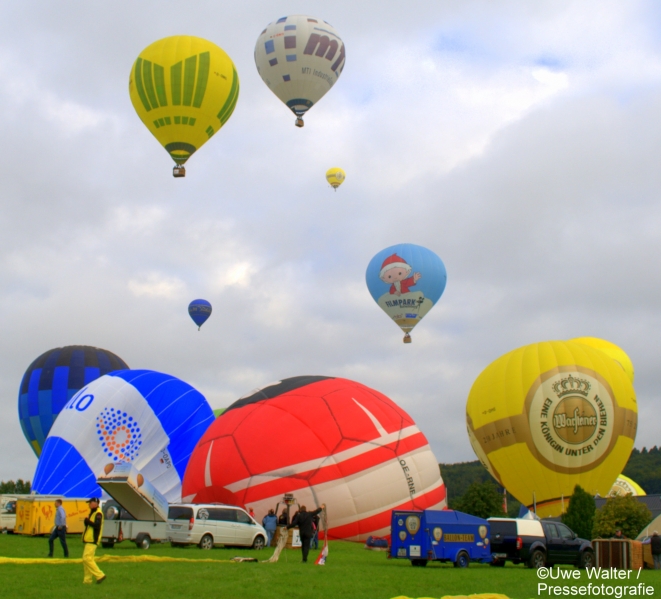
[366,244,447,343]
[569,337,634,383]
[326,167,345,190]
[18,346,129,457]
[188,299,212,330]
[32,370,214,501]
[254,15,346,127]
[466,340,638,518]
[182,376,446,541]
[129,36,240,177]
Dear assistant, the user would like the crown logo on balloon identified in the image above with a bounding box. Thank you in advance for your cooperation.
[552,374,591,398]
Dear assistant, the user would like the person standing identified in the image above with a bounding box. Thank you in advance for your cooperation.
[288,504,325,563]
[47,499,68,558]
[311,511,320,550]
[262,509,277,547]
[81,498,105,584]
[651,531,661,570]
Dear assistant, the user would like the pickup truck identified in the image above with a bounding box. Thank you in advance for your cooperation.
[489,517,594,569]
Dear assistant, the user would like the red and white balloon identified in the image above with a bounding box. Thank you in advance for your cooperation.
[182,376,446,541]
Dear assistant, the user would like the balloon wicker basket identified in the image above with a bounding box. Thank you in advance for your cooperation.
[403,334,412,344]
[173,166,186,178]
[295,117,304,128]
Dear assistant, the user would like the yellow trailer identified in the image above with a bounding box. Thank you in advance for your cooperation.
[15,496,90,535]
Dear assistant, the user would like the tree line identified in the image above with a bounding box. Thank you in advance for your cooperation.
[0,480,31,494]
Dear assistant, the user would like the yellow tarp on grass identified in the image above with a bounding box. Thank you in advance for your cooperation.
[391,595,511,599]
[0,555,237,565]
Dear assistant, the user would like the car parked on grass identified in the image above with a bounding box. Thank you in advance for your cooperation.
[167,504,268,550]
[489,517,593,569]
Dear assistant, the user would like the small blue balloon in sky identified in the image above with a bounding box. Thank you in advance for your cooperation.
[188,299,212,330]
[366,243,447,343]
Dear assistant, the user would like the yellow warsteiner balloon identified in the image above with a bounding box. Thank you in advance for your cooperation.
[326,167,345,190]
[466,340,637,518]
[569,337,634,383]
[608,474,646,497]
[129,36,239,177]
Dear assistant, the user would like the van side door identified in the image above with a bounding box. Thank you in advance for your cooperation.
[234,509,256,545]
[208,508,237,546]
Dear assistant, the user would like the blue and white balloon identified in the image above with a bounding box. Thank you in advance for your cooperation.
[32,370,214,501]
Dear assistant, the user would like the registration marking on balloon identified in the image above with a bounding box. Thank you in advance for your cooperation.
[525,367,616,473]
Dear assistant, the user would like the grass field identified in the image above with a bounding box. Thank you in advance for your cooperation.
[1,533,658,599]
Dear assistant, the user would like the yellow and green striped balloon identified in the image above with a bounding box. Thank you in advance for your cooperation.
[129,36,239,173]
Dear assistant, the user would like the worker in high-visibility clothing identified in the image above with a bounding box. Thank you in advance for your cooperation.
[81,497,105,584]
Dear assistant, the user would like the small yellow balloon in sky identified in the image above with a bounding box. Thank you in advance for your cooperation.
[326,167,346,190]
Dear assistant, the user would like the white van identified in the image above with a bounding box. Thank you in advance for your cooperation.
[167,504,268,550]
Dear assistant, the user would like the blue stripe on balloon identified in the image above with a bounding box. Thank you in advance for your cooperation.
[38,390,53,446]
[39,350,59,390]
[29,414,45,449]
[51,366,70,414]
[108,370,215,481]
[84,366,101,384]
[32,436,101,498]
[97,351,111,371]
[68,349,85,388]
[27,369,41,417]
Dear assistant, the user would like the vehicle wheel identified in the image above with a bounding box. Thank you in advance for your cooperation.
[411,559,428,567]
[199,534,214,550]
[101,541,115,549]
[135,535,151,550]
[579,550,594,569]
[528,549,546,569]
[454,551,470,568]
[252,535,265,550]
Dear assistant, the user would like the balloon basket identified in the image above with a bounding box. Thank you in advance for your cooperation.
[403,334,412,344]
[295,117,304,128]
[173,166,186,178]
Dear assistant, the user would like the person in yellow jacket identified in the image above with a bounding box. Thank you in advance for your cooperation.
[81,497,105,584]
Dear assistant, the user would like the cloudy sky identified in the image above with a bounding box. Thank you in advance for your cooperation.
[1,1,660,483]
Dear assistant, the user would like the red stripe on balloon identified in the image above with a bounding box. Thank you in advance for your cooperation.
[324,483,447,540]
[236,431,431,505]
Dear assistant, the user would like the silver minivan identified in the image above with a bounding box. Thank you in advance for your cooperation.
[167,504,267,550]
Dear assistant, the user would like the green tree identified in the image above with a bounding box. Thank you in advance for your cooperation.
[453,480,506,519]
[562,485,596,540]
[592,494,652,539]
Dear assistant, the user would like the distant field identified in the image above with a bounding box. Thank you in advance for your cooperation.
[0,534,658,599]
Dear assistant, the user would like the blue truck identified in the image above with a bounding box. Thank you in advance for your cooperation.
[390,509,492,567]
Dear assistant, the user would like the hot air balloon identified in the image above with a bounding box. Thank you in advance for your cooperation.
[254,15,346,127]
[182,376,446,541]
[569,337,634,383]
[129,36,240,177]
[466,340,638,518]
[188,299,212,330]
[366,244,447,343]
[326,167,345,190]
[18,346,129,457]
[32,370,214,501]
[608,474,646,497]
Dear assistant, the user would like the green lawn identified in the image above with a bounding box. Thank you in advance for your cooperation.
[0,533,658,599]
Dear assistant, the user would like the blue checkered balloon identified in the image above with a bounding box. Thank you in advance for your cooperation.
[18,346,129,457]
